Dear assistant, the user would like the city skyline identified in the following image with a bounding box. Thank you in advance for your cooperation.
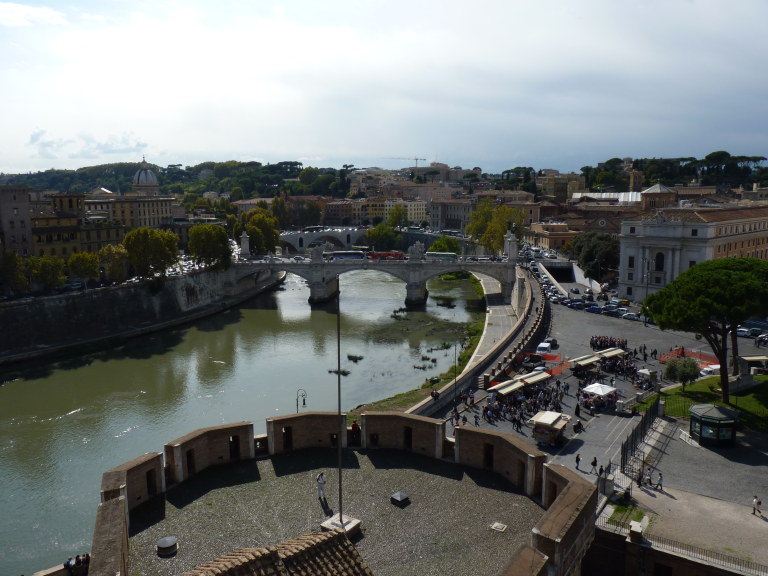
[1,0,767,175]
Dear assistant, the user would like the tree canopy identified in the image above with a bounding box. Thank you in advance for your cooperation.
[569,231,619,283]
[428,235,462,254]
[188,224,232,270]
[67,252,100,283]
[642,258,768,402]
[123,227,180,278]
[363,223,400,251]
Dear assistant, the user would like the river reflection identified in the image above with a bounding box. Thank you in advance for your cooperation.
[0,269,483,575]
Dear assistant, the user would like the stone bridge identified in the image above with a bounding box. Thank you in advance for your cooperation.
[279,227,367,252]
[234,257,521,307]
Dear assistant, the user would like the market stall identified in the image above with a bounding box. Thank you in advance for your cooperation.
[581,383,619,412]
[528,411,570,446]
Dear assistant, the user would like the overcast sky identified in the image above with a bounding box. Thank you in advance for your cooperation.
[1,0,767,175]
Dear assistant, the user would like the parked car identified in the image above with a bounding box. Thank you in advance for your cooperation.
[585,305,602,314]
[543,337,558,349]
[700,364,720,377]
[622,312,640,321]
[568,301,585,310]
[602,309,622,317]
[736,327,751,337]
[570,287,580,294]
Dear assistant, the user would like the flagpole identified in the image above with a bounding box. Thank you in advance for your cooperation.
[336,274,344,530]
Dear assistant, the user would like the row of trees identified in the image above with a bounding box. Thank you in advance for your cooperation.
[580,151,767,191]
[0,223,237,296]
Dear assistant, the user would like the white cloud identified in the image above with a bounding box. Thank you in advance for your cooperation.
[0,1,67,27]
[1,0,767,174]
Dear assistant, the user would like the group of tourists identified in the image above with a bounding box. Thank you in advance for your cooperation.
[64,554,90,576]
[589,335,627,351]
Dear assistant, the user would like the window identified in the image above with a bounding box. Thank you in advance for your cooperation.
[628,256,635,268]
[628,272,634,281]
[629,226,636,234]
[654,252,665,272]
[689,261,696,269]
[691,228,698,236]
[627,287,633,295]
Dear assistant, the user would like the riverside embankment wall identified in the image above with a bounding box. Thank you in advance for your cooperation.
[0,267,282,365]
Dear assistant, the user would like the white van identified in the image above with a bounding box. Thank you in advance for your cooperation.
[700,364,720,377]
[536,342,552,355]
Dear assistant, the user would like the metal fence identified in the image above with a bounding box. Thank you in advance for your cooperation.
[620,395,660,472]
[644,533,768,576]
[595,518,768,575]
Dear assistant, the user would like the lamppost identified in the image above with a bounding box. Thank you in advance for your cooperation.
[296,389,307,413]
[453,342,459,408]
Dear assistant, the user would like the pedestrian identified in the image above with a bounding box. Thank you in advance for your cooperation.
[575,454,581,470]
[598,465,604,477]
[474,414,480,427]
[590,457,598,474]
[316,472,327,501]
[575,403,581,418]
[645,468,653,486]
[754,495,759,515]
[656,472,663,491]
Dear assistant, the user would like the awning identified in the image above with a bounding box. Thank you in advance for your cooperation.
[517,371,552,386]
[570,355,600,368]
[497,381,526,396]
[488,379,516,392]
[583,383,617,396]
[598,347,626,359]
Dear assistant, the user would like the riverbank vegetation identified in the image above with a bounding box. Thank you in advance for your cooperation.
[350,275,486,417]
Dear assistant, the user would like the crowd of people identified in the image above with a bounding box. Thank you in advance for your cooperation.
[451,380,569,434]
[64,554,90,575]
[589,335,628,351]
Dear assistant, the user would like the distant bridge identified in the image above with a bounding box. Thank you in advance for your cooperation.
[279,228,368,252]
[234,257,523,307]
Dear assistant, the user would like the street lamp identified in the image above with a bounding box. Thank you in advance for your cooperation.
[453,342,459,408]
[296,389,307,413]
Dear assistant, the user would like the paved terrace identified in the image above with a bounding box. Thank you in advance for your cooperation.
[128,449,544,576]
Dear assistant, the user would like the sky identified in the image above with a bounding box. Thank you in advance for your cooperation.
[1,0,767,176]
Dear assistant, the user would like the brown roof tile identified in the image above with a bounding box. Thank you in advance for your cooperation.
[179,529,373,576]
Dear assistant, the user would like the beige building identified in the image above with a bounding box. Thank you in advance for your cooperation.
[523,221,579,251]
[619,204,768,301]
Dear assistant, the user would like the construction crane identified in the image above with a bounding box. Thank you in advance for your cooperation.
[385,156,427,170]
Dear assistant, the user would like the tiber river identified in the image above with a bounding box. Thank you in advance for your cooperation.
[0,270,484,576]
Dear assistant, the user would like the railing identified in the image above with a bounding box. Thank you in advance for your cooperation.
[645,533,768,576]
[595,518,768,575]
[620,395,660,471]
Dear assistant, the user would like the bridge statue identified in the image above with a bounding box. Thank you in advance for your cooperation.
[408,241,425,261]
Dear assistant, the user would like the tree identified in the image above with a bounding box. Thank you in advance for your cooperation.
[99,243,129,282]
[386,204,408,229]
[570,231,619,282]
[428,235,461,254]
[466,197,494,242]
[481,206,516,255]
[123,227,180,278]
[67,252,100,284]
[642,258,768,403]
[663,357,700,391]
[28,255,66,293]
[188,224,232,270]
[243,208,279,255]
[0,249,29,295]
[363,223,399,251]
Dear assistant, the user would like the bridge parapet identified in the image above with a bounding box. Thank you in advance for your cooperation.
[234,258,519,306]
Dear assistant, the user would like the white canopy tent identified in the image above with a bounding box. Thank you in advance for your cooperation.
[582,383,617,397]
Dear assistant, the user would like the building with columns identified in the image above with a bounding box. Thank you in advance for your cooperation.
[618,204,768,302]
